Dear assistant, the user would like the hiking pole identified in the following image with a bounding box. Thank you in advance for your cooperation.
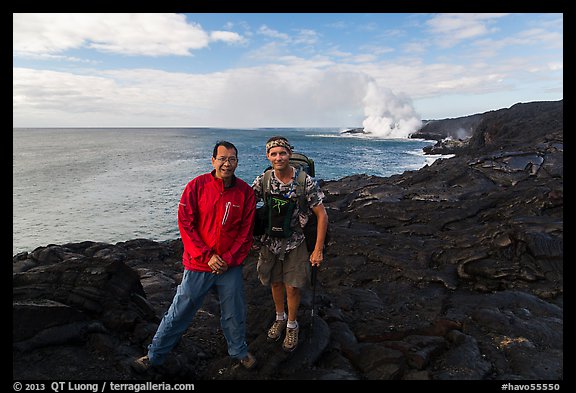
[309,264,318,343]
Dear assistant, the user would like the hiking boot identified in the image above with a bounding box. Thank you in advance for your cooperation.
[267,319,287,341]
[282,326,299,352]
[239,352,257,370]
[131,355,153,373]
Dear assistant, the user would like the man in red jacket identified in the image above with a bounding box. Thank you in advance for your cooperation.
[133,140,257,373]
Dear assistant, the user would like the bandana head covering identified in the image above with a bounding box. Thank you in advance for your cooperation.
[266,138,293,153]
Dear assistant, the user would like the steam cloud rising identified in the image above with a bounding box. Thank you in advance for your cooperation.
[361,81,422,138]
[211,69,423,137]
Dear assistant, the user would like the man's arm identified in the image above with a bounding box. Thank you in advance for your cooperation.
[310,203,328,266]
[178,182,213,264]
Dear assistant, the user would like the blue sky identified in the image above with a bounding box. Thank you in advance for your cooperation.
[13,13,563,136]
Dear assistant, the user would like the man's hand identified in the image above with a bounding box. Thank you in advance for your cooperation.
[208,254,228,274]
[310,249,323,267]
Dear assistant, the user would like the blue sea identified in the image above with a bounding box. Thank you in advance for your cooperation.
[13,127,441,255]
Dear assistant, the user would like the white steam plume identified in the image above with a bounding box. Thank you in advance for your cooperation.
[361,81,422,138]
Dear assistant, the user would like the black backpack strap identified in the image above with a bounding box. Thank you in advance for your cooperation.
[261,169,273,206]
[294,169,308,215]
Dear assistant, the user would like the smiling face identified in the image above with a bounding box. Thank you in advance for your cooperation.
[267,146,292,172]
[212,145,238,183]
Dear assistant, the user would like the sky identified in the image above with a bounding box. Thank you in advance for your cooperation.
[13,13,563,137]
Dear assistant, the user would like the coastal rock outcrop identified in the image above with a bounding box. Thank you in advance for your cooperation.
[411,113,483,142]
[13,100,562,380]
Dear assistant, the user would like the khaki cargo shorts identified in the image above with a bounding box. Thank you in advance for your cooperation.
[257,241,310,288]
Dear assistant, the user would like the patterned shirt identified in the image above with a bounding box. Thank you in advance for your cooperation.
[252,167,325,255]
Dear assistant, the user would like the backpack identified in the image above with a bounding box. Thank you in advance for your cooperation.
[253,152,326,252]
[289,152,315,177]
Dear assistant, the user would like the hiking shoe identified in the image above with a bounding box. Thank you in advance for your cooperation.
[282,326,299,352]
[240,352,257,370]
[132,355,153,373]
[267,319,287,341]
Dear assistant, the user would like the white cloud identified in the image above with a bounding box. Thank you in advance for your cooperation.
[548,62,563,71]
[472,28,563,57]
[14,14,88,54]
[256,26,319,47]
[258,25,290,40]
[293,29,319,45]
[210,30,245,44]
[426,13,509,48]
[350,54,378,64]
[507,28,563,49]
[13,67,228,126]
[13,13,245,57]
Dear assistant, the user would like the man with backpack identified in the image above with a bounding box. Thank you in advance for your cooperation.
[252,136,328,352]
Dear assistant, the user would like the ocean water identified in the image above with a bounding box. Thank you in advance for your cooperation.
[13,127,440,255]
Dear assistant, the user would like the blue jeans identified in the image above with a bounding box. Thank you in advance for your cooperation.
[147,266,248,365]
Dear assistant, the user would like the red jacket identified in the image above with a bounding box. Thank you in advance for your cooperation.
[178,171,255,272]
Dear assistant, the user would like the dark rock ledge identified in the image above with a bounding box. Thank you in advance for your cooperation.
[13,100,562,381]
